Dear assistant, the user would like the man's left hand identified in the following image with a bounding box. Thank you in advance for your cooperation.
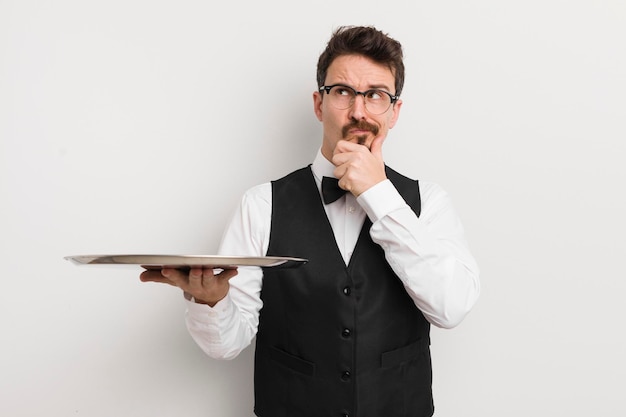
[332,137,387,196]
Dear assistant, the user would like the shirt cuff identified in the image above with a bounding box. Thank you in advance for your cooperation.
[185,292,235,318]
[357,179,409,222]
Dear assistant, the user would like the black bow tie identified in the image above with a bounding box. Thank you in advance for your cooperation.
[321,176,347,204]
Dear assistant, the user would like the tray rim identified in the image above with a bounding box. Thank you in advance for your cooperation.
[64,254,308,269]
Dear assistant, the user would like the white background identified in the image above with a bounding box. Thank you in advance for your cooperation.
[2,1,625,416]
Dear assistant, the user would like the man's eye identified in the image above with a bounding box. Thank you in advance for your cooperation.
[367,90,383,100]
[336,88,351,96]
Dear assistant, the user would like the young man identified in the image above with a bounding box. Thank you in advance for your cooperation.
[141,25,480,417]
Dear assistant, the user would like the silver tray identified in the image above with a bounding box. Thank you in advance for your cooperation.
[65,254,308,270]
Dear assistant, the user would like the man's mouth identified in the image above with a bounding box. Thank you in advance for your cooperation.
[342,120,379,139]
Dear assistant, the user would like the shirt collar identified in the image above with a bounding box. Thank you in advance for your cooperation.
[311,149,336,184]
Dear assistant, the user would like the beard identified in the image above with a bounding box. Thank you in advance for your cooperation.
[341,120,379,146]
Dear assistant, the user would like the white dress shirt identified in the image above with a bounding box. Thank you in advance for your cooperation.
[185,149,480,360]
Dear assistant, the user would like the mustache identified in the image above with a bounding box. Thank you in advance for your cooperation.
[342,120,379,138]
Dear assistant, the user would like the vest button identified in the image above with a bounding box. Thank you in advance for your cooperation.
[342,286,351,296]
[341,371,351,381]
[342,328,351,338]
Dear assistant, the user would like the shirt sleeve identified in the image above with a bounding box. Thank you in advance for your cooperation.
[357,179,480,329]
[184,183,271,360]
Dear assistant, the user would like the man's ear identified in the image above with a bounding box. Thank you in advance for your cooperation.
[313,91,324,122]
[388,98,402,129]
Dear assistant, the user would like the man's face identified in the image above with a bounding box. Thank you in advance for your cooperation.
[313,54,402,161]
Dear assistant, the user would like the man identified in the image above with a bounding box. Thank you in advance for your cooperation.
[141,25,480,417]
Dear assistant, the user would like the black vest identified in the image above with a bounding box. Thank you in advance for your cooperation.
[254,166,434,417]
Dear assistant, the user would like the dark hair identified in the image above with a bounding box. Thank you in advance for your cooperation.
[316,25,405,97]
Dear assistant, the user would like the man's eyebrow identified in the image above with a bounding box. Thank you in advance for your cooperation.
[364,83,394,93]
[331,82,394,93]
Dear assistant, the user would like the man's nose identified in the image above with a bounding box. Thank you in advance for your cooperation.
[349,94,368,119]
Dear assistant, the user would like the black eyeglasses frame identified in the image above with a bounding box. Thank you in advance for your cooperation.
[318,84,399,113]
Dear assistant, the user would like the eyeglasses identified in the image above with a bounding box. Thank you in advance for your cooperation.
[319,84,399,115]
